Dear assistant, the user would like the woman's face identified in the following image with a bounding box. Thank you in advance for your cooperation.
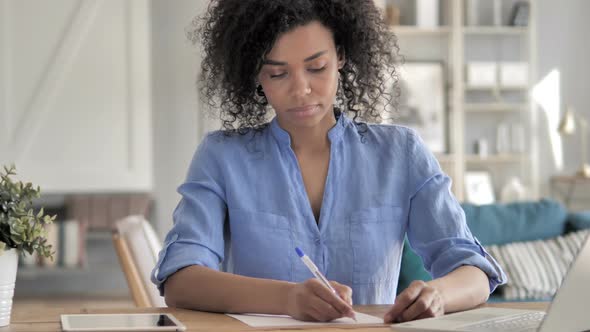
[257,21,344,130]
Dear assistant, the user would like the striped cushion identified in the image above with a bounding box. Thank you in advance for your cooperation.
[485,230,590,300]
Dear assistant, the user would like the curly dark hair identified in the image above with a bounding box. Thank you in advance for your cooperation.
[187,0,401,133]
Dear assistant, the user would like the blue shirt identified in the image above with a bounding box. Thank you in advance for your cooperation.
[151,113,506,305]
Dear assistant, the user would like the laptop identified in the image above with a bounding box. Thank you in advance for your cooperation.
[392,233,590,332]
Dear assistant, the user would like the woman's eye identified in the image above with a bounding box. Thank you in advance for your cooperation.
[270,72,287,79]
[309,66,326,73]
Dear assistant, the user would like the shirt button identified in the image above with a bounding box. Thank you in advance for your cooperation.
[315,237,321,245]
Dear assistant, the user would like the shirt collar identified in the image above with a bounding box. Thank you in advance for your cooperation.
[270,110,350,147]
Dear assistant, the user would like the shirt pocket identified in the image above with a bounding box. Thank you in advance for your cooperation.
[229,209,293,281]
[350,206,405,284]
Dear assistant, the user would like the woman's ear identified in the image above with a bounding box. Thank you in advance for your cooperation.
[337,47,345,69]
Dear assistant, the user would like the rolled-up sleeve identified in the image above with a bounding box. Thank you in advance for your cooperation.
[405,131,506,293]
[150,134,227,296]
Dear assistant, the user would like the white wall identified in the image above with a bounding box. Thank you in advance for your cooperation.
[535,0,590,197]
[0,1,152,192]
[151,0,209,237]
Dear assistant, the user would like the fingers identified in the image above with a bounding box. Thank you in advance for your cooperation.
[384,281,445,324]
[384,280,425,323]
[307,295,343,322]
[309,279,355,319]
[415,304,441,320]
[330,281,353,305]
[414,297,444,320]
[400,287,436,321]
[288,279,356,322]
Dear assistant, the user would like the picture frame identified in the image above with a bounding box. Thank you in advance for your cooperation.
[464,171,496,205]
[389,62,447,153]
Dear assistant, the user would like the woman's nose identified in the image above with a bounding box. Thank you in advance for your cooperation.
[291,72,312,98]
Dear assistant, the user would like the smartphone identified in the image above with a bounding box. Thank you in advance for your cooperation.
[60,313,186,331]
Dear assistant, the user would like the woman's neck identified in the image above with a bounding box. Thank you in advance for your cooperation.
[282,110,337,154]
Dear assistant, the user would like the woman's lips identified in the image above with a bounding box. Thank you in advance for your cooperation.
[288,105,319,117]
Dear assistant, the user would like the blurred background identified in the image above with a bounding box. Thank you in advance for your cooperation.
[0,0,588,302]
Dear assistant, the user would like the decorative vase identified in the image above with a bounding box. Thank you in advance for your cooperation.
[500,177,528,203]
[0,248,18,327]
[496,122,510,154]
[493,0,502,26]
[416,0,439,28]
[465,0,480,26]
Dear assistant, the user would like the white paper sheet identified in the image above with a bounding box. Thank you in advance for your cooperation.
[227,311,383,327]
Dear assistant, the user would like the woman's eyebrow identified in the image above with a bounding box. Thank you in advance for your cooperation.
[262,50,328,66]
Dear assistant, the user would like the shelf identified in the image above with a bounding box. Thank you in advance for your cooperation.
[464,85,529,92]
[463,26,528,35]
[435,153,456,164]
[391,26,451,36]
[465,154,527,164]
[17,266,89,279]
[86,230,113,240]
[464,103,529,112]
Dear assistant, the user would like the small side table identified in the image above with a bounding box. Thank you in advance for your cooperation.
[550,175,590,210]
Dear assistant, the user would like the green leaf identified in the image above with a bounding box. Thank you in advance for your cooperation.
[0,164,55,260]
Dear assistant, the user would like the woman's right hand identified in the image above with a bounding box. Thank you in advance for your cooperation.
[285,279,355,322]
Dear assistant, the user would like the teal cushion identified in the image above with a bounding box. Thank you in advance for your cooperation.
[461,199,567,245]
[397,237,432,295]
[398,199,568,294]
[567,211,590,231]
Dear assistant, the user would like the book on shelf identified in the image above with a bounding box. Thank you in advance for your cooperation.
[62,220,81,268]
[90,195,109,229]
[19,219,86,269]
[78,219,88,268]
[41,221,59,267]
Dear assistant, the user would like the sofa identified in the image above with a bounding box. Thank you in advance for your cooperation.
[397,198,590,301]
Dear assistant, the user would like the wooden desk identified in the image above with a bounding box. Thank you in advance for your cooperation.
[2,302,549,332]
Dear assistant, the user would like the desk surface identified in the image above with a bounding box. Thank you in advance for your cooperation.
[3,301,549,332]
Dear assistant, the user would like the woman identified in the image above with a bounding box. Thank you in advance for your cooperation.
[151,0,506,324]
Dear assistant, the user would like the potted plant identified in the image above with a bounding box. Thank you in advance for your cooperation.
[0,164,55,327]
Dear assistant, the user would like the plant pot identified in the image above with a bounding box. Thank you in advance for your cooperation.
[0,248,18,327]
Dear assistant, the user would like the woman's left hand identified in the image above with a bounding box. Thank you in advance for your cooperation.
[383,280,445,323]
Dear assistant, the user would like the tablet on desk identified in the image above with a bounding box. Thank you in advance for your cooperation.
[60,313,186,331]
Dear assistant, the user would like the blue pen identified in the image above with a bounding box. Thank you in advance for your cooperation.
[295,247,357,321]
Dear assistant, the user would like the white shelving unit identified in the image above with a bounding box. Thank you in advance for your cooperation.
[464,103,528,113]
[463,26,528,35]
[465,154,527,164]
[390,0,537,201]
[392,26,452,36]
[464,85,529,92]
